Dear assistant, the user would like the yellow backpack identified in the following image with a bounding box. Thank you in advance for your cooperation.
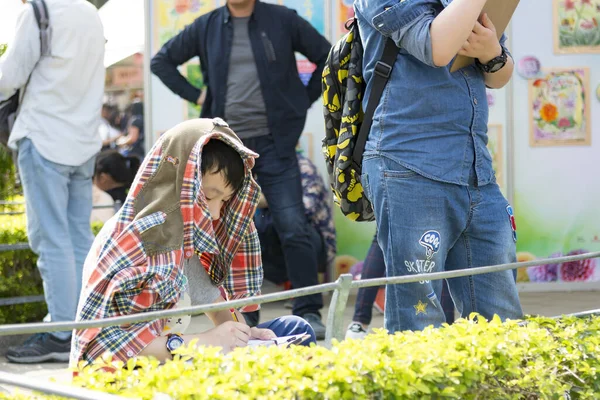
[321,19,397,222]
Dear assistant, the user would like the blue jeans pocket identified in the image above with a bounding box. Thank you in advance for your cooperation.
[382,159,418,179]
[361,172,372,203]
[383,168,418,179]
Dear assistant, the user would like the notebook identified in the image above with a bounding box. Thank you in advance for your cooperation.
[248,333,312,348]
[450,0,521,72]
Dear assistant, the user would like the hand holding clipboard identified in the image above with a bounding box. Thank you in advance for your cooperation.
[450,0,521,72]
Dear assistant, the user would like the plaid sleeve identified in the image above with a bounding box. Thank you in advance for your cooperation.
[71,212,183,368]
[80,318,164,366]
[223,222,263,312]
[74,269,179,366]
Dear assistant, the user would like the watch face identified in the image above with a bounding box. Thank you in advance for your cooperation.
[167,335,184,352]
[489,62,505,73]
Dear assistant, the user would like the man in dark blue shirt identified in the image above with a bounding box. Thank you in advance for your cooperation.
[151,0,331,339]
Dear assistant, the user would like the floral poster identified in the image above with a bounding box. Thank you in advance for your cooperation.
[277,0,328,37]
[153,0,217,52]
[529,68,591,147]
[553,0,600,54]
[486,124,505,194]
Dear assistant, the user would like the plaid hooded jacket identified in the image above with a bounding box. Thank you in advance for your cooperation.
[70,118,263,367]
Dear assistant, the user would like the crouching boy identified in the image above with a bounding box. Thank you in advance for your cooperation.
[70,118,315,367]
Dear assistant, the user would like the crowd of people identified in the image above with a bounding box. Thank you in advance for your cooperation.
[91,100,145,223]
[0,0,522,367]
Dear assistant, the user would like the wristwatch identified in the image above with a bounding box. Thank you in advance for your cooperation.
[475,46,508,73]
[165,333,185,355]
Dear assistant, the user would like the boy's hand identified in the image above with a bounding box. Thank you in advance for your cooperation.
[250,327,276,340]
[457,13,502,64]
[199,321,251,353]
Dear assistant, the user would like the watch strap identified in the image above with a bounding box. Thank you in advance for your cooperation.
[476,46,507,73]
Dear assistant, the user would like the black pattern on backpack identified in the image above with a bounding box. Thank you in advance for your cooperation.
[321,20,374,222]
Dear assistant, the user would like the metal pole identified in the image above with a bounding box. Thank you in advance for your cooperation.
[0,243,31,252]
[0,282,340,336]
[1,252,599,336]
[0,372,130,400]
[0,295,44,306]
[325,274,353,348]
[143,0,154,154]
[506,21,515,205]
[559,309,600,319]
[351,251,600,289]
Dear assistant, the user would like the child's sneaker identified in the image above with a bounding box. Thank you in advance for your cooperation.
[345,322,368,340]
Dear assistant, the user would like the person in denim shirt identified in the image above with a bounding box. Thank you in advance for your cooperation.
[354,0,523,333]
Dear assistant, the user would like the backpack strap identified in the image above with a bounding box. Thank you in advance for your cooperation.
[29,0,51,56]
[351,37,398,171]
[15,1,51,118]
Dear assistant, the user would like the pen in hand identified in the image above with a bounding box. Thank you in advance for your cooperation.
[286,337,304,348]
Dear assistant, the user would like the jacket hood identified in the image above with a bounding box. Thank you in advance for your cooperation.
[125,118,260,283]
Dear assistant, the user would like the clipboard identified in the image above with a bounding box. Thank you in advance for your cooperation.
[450,0,521,73]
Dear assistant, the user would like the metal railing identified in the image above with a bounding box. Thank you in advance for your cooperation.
[0,201,122,307]
[0,250,599,399]
[0,203,116,216]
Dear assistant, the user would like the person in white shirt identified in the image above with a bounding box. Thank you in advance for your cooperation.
[0,0,105,363]
[98,103,122,150]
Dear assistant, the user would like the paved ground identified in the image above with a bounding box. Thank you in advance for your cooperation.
[1,289,599,391]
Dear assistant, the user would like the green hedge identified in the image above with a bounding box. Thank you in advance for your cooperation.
[0,214,45,324]
[0,147,17,200]
[3,315,600,399]
[0,214,103,324]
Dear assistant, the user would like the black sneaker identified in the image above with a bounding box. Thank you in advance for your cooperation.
[302,313,326,341]
[6,333,71,363]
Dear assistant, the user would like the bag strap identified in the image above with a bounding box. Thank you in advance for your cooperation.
[17,0,50,108]
[29,0,51,56]
[351,36,398,170]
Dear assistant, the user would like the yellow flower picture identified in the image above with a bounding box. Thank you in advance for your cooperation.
[554,0,600,54]
[529,68,591,147]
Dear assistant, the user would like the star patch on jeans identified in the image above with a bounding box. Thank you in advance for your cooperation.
[414,300,428,315]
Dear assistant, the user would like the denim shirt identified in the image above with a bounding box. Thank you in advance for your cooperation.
[355,0,507,186]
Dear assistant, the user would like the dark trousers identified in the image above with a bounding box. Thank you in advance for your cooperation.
[255,208,327,285]
[242,135,323,317]
[353,234,456,325]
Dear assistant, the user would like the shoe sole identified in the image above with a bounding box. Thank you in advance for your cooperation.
[6,352,69,364]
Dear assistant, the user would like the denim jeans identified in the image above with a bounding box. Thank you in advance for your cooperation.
[242,135,323,317]
[362,154,523,333]
[258,315,316,346]
[353,233,456,326]
[17,138,95,340]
